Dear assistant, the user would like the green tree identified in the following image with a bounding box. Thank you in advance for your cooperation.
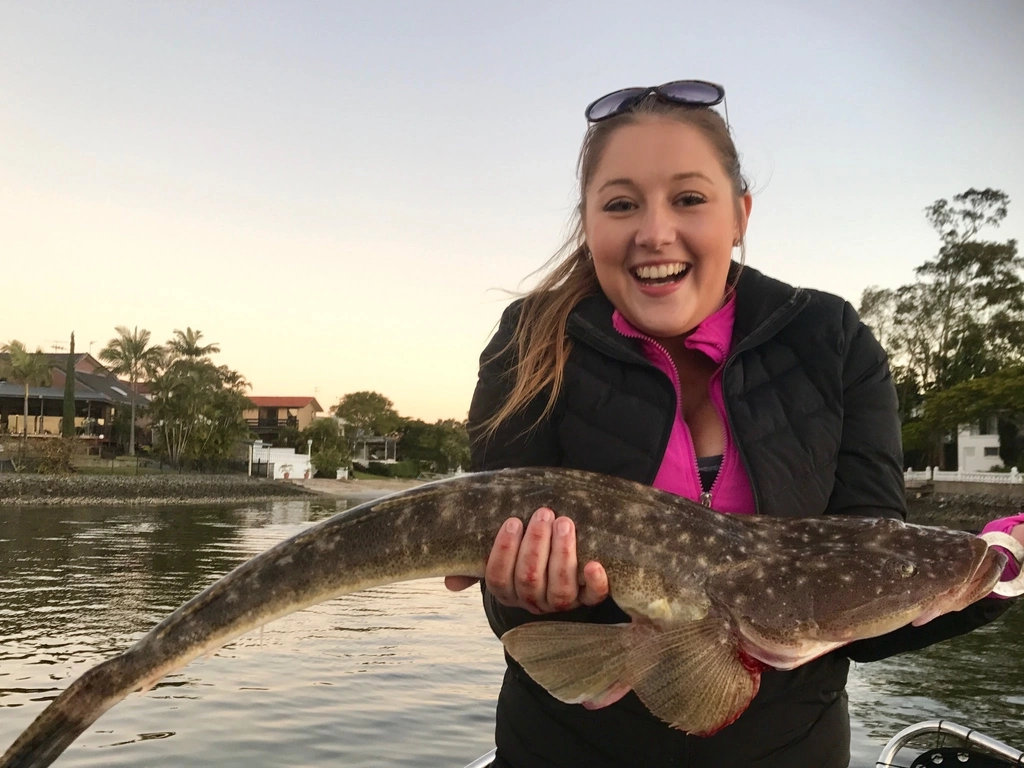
[398,418,469,473]
[904,366,1024,469]
[0,340,53,438]
[311,446,347,477]
[919,366,1024,436]
[302,416,348,452]
[300,417,351,475]
[857,286,898,352]
[99,326,163,456]
[859,189,1022,468]
[333,391,403,436]
[62,332,76,438]
[149,356,252,469]
[863,189,1021,394]
[275,422,305,452]
[916,188,1022,388]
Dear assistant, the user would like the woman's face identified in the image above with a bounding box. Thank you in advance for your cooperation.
[583,117,752,341]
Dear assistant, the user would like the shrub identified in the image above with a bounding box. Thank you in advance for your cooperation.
[312,447,347,477]
[38,438,77,475]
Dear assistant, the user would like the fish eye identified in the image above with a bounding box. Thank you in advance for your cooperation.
[898,562,916,578]
[885,559,916,579]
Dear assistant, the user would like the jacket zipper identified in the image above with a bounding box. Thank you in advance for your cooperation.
[614,325,723,508]
[700,359,730,508]
[567,286,811,514]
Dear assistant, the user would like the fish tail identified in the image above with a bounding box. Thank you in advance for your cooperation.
[0,654,143,768]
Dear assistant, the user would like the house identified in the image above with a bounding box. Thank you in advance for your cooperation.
[0,352,139,441]
[243,396,323,441]
[958,417,1003,473]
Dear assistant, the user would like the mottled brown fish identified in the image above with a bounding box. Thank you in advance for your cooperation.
[0,467,1013,767]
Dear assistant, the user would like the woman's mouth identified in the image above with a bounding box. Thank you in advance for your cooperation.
[630,262,691,286]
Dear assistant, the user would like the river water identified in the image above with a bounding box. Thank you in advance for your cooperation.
[1,498,1020,767]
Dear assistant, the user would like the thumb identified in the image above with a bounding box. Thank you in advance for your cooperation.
[445,575,480,592]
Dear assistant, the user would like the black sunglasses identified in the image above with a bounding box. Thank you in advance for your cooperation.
[584,79,728,124]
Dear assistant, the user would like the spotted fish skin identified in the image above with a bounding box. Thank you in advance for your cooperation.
[0,467,1005,766]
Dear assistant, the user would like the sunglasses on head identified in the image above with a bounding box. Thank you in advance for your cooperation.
[584,79,728,124]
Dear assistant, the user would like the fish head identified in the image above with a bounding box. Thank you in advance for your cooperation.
[714,517,1007,669]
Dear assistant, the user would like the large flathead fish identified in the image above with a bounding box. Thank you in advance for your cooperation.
[1,467,1016,767]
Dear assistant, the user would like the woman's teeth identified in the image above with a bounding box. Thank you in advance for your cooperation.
[633,263,689,283]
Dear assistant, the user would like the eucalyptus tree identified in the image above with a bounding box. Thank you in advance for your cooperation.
[99,326,163,455]
[861,189,1021,393]
[859,188,1023,467]
[0,340,53,438]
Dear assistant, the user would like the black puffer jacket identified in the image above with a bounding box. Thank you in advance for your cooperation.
[467,265,1012,768]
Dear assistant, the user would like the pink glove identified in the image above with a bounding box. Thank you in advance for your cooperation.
[981,513,1024,598]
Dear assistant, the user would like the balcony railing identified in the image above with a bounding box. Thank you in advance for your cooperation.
[245,418,298,430]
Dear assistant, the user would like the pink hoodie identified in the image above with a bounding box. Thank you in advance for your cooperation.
[612,297,756,515]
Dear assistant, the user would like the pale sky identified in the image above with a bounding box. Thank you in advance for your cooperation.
[2,1,1022,422]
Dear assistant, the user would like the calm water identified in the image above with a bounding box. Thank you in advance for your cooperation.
[1,499,1020,767]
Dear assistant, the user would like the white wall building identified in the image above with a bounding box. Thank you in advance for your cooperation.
[249,441,312,480]
[958,417,1003,473]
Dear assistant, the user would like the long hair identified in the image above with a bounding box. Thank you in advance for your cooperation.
[480,96,750,438]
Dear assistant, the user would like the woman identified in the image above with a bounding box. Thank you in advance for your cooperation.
[447,81,1023,768]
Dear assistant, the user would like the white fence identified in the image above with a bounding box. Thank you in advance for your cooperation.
[905,467,1021,485]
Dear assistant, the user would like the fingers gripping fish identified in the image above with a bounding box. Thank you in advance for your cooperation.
[1,467,1016,767]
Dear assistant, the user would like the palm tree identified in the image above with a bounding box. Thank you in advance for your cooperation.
[99,326,163,456]
[166,327,220,360]
[0,340,53,438]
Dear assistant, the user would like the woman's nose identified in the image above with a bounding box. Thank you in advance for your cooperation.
[634,203,676,250]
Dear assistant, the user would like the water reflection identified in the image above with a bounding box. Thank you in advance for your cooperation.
[0,500,503,767]
[0,500,1020,767]
[848,602,1023,766]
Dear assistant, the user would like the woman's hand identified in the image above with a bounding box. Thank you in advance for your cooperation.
[445,507,609,614]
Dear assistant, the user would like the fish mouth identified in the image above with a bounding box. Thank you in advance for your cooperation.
[911,538,1007,627]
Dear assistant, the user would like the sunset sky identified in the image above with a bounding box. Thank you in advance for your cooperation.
[3,1,1022,422]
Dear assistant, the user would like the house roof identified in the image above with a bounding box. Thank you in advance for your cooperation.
[38,352,109,374]
[250,396,323,411]
[0,353,138,406]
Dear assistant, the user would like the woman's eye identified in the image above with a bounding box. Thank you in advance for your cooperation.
[676,193,706,206]
[603,199,636,213]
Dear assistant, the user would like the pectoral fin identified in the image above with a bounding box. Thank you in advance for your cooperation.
[501,618,760,736]
[627,618,761,736]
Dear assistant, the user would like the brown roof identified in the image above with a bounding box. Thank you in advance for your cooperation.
[250,396,322,411]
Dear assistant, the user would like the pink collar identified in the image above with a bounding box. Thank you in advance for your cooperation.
[611,296,736,364]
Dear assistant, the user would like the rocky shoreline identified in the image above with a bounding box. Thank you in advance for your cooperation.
[0,473,326,506]
[906,489,1023,529]
[1,473,1020,523]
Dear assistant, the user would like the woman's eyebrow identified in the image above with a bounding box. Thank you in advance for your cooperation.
[596,171,713,194]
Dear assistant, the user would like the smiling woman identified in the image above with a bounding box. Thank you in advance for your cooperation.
[450,81,1023,768]
[584,118,750,343]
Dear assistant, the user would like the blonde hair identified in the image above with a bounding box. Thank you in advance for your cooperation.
[481,96,749,438]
